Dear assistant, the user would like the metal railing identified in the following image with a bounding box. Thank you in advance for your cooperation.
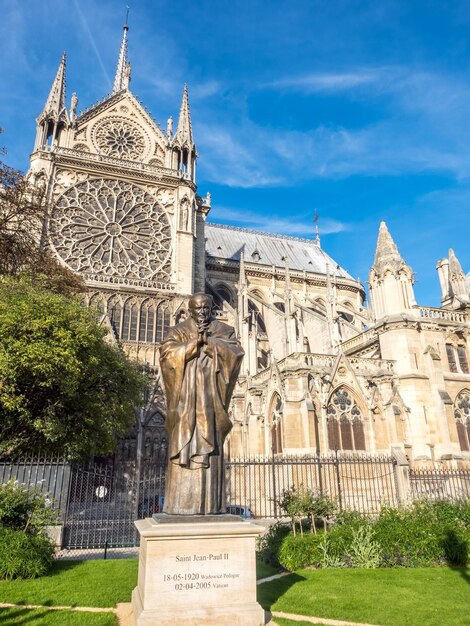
[0,456,70,520]
[410,466,470,501]
[2,455,470,554]
[226,452,398,517]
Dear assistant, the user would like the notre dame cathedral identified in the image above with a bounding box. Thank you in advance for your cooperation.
[28,24,470,468]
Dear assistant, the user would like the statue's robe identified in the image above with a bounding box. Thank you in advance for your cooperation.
[160,317,244,514]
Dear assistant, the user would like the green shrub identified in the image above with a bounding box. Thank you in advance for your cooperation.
[279,533,324,571]
[0,480,57,535]
[0,527,54,579]
[348,525,381,568]
[375,502,442,566]
[374,500,470,567]
[257,521,291,567]
[441,527,468,566]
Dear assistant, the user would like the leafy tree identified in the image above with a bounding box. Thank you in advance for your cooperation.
[0,278,147,459]
[0,139,84,296]
[276,485,307,536]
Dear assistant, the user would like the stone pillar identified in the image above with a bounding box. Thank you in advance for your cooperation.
[132,515,266,626]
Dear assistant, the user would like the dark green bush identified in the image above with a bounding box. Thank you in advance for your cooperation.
[375,501,448,567]
[257,521,291,567]
[279,532,324,571]
[442,528,468,566]
[273,500,470,570]
[0,527,54,579]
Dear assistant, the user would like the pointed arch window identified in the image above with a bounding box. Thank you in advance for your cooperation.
[108,296,122,338]
[457,346,469,374]
[156,303,170,343]
[326,388,365,451]
[122,298,138,341]
[89,293,105,315]
[139,300,155,343]
[248,299,267,333]
[270,395,283,454]
[454,390,470,452]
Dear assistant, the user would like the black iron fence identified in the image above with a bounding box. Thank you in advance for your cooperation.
[226,452,399,517]
[62,462,165,551]
[0,456,70,521]
[2,454,470,553]
[410,467,470,501]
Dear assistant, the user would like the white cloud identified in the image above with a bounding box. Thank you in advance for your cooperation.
[265,70,382,92]
[209,206,347,237]
[197,123,281,188]
[195,66,470,186]
[72,0,112,90]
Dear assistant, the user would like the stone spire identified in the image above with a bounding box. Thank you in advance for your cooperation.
[113,12,131,93]
[173,84,195,148]
[448,248,469,304]
[38,52,68,124]
[449,248,465,281]
[372,221,405,275]
[368,221,416,319]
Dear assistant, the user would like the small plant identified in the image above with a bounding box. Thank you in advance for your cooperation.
[349,525,381,568]
[0,480,56,535]
[279,533,323,571]
[0,480,57,579]
[257,521,291,567]
[318,532,344,568]
[0,526,54,579]
[276,485,307,536]
[309,493,338,533]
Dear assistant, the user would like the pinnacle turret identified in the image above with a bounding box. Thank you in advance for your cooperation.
[37,53,68,124]
[368,221,416,319]
[113,14,131,93]
[449,248,465,280]
[173,85,195,148]
[372,221,406,275]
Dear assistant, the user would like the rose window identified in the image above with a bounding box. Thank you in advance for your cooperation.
[49,178,172,283]
[93,118,146,160]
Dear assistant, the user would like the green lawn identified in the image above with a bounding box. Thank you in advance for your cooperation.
[3,558,467,626]
[0,560,138,608]
[256,560,278,580]
[0,607,116,625]
[259,567,470,626]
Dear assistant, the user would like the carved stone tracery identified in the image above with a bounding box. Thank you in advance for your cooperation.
[93,117,147,160]
[50,178,172,284]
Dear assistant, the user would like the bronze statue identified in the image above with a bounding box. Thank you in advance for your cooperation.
[159,293,244,515]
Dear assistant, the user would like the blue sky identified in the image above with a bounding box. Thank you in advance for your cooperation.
[2,0,470,305]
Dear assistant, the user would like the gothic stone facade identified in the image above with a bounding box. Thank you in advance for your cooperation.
[29,41,470,468]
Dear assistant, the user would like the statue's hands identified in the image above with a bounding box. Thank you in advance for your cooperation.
[204,337,215,357]
[197,330,206,349]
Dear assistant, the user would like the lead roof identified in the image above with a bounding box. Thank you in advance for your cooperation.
[205,223,354,280]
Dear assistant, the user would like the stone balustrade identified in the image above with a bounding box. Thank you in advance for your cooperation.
[417,306,467,323]
[34,147,183,179]
[248,351,395,385]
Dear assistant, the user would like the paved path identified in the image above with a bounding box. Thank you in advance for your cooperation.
[271,611,380,626]
[0,602,115,613]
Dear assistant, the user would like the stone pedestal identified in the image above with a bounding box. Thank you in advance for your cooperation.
[132,514,266,626]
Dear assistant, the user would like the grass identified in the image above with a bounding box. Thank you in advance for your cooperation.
[258,566,470,626]
[256,559,278,579]
[0,557,276,610]
[0,560,138,608]
[0,607,116,625]
[4,557,468,626]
